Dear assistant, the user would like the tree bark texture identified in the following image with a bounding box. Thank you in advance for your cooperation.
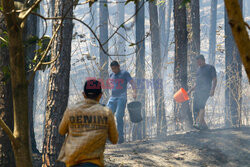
[99,0,109,103]
[225,0,243,127]
[173,0,192,130]
[149,1,166,136]
[0,11,15,167]
[133,0,146,140]
[187,0,200,126]
[1,0,33,166]
[42,0,73,166]
[22,0,40,155]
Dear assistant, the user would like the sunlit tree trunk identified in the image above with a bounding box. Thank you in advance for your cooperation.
[99,0,109,103]
[208,0,217,66]
[224,0,242,127]
[173,0,191,130]
[1,0,33,166]
[0,11,15,167]
[133,0,146,140]
[42,0,73,166]
[149,0,166,136]
[224,0,250,81]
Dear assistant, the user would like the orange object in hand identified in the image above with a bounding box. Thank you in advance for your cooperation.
[174,88,189,103]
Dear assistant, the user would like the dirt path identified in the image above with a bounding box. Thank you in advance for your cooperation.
[105,127,250,167]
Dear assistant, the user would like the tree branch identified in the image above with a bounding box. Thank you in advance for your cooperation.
[0,117,18,146]
[244,22,250,30]
[0,36,7,44]
[102,0,145,46]
[19,0,42,21]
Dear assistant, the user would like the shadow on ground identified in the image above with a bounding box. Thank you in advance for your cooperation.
[105,127,250,167]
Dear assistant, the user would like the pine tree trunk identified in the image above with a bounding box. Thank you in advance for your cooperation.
[0,11,15,167]
[173,0,191,130]
[42,0,73,166]
[133,0,146,140]
[149,1,166,136]
[225,0,243,127]
[99,0,109,103]
[208,0,217,66]
[187,0,200,126]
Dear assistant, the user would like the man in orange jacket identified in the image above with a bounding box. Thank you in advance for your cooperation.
[57,79,118,167]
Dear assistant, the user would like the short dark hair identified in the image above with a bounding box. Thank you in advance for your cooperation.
[84,79,102,99]
[196,54,205,61]
[110,61,119,67]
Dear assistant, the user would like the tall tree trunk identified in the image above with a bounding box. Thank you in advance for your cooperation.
[164,0,172,69]
[149,0,166,136]
[42,0,73,166]
[173,0,191,130]
[225,0,242,127]
[99,0,109,103]
[117,0,126,68]
[187,0,200,126]
[133,0,146,140]
[159,2,166,64]
[1,0,33,166]
[208,0,218,66]
[0,11,15,167]
[22,0,40,155]
[89,2,98,64]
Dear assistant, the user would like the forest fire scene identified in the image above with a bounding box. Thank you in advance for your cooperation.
[0,0,249,167]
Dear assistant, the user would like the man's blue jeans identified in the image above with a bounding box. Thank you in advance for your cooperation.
[107,96,127,142]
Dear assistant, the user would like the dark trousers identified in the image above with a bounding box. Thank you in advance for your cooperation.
[71,162,100,167]
[193,91,209,123]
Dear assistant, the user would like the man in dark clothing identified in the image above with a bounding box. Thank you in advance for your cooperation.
[188,55,217,130]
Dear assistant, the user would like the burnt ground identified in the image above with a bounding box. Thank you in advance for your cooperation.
[104,127,250,167]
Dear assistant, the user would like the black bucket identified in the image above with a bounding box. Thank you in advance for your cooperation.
[127,101,142,123]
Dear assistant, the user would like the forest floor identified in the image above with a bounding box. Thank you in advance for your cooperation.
[104,127,250,167]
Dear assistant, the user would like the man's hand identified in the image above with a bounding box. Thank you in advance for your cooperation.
[210,89,215,96]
